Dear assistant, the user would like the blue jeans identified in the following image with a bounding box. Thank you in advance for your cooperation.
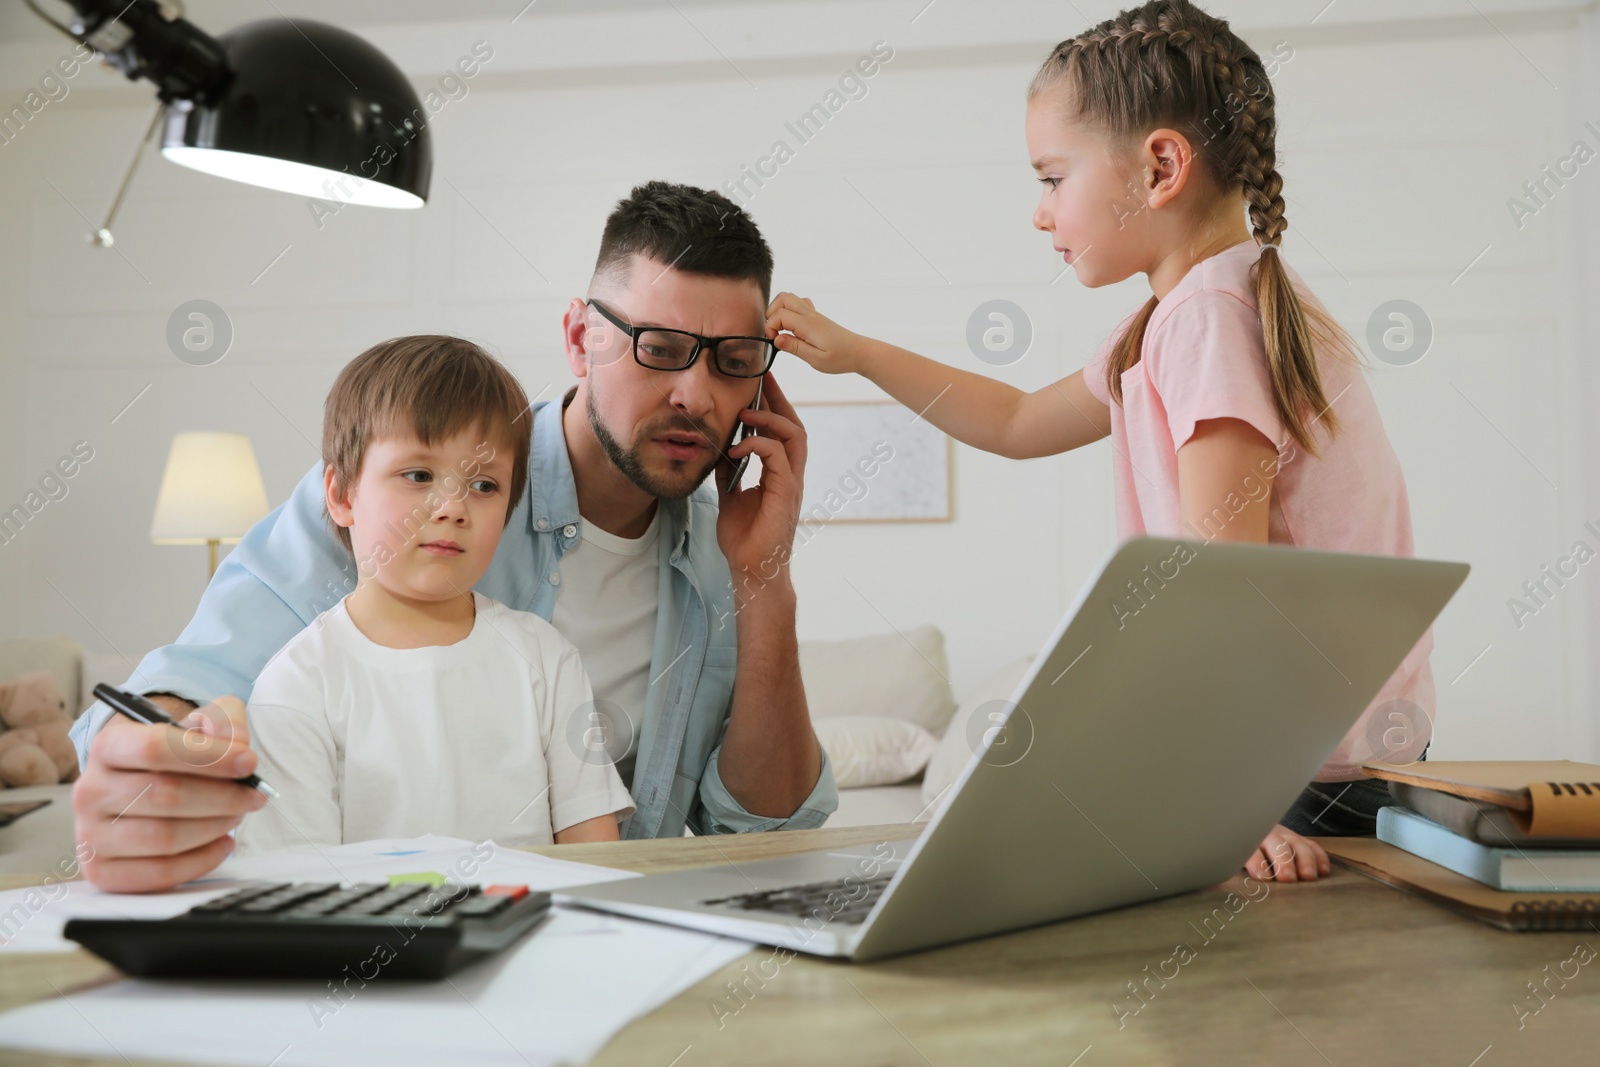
[1278,746,1427,837]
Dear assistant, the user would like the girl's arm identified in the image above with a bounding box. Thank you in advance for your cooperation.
[1177,417,1331,884]
[767,293,1111,460]
[1176,418,1277,542]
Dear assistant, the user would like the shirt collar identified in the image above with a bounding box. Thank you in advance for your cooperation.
[528,389,582,534]
[528,385,695,555]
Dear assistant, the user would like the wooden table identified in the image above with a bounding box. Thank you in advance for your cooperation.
[1,823,1595,1066]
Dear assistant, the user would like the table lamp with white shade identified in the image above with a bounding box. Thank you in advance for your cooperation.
[150,432,271,579]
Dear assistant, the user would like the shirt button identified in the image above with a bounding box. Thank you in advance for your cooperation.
[550,573,561,586]
[563,524,577,538]
[536,518,549,530]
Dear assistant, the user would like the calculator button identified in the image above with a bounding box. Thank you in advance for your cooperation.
[395,892,453,918]
[282,902,352,919]
[316,884,388,905]
[191,897,245,913]
[451,895,511,918]
[420,886,471,912]
[270,884,389,918]
[264,884,338,902]
[370,885,429,902]
[483,885,529,900]
[237,886,337,913]
[191,882,292,911]
[340,885,431,916]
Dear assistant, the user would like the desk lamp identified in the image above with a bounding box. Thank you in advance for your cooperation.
[25,0,431,244]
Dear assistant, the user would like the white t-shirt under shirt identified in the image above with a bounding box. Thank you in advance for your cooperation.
[235,591,635,855]
[549,507,661,787]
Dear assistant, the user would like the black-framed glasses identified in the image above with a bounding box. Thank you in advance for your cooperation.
[585,298,777,378]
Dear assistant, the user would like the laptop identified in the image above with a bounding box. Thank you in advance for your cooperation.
[558,537,1469,961]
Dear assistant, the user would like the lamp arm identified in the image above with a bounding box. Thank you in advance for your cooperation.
[90,101,165,248]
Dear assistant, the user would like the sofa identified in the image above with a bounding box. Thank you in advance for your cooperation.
[0,643,134,876]
[799,626,1034,828]
[0,637,144,876]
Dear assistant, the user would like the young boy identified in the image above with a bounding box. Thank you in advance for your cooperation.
[234,335,633,855]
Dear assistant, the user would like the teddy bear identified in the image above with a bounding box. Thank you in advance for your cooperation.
[0,670,79,787]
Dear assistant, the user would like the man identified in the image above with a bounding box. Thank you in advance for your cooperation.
[70,181,835,892]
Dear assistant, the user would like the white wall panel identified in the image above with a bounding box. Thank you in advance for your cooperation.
[0,1,1593,761]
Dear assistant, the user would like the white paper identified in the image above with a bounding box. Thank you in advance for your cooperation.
[0,836,752,1066]
[0,835,635,955]
[214,834,640,893]
[0,880,239,954]
[0,908,748,1066]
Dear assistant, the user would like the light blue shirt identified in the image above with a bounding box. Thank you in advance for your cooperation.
[71,392,836,838]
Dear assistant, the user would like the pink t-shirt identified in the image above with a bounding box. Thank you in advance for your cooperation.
[1082,238,1432,781]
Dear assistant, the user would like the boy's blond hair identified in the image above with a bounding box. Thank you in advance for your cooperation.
[322,335,531,552]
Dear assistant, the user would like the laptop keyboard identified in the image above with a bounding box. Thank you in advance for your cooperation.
[700,872,894,925]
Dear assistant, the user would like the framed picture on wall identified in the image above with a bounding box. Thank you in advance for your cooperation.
[787,400,953,524]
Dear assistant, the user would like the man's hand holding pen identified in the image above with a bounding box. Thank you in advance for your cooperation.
[73,691,271,894]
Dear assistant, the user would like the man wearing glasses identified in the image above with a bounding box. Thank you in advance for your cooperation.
[70,181,836,892]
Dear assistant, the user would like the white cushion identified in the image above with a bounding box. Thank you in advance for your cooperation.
[814,716,938,789]
[921,657,1036,807]
[799,625,957,735]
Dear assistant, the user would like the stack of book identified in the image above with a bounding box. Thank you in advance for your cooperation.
[1321,761,1600,931]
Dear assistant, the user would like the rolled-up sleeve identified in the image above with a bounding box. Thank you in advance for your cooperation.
[690,742,837,835]
[69,463,353,771]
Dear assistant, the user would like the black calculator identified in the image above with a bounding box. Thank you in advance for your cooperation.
[64,880,553,980]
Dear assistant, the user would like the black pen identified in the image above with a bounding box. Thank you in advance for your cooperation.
[93,683,279,800]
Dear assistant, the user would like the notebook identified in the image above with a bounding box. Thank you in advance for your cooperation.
[1363,761,1600,838]
[1376,806,1600,892]
[1322,837,1600,932]
[1386,782,1597,848]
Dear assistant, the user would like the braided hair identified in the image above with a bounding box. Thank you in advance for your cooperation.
[1032,0,1357,453]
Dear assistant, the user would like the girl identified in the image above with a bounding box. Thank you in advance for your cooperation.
[766,0,1432,884]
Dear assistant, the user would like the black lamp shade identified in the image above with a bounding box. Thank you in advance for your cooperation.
[160,19,431,208]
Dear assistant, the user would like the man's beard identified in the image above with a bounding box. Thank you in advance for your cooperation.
[586,386,724,501]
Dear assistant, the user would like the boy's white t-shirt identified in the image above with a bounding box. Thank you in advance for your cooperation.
[235,590,635,855]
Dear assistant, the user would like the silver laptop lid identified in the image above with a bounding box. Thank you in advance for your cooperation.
[850,537,1468,959]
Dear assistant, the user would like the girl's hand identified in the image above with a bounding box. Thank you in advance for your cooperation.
[1245,823,1330,883]
[765,292,870,376]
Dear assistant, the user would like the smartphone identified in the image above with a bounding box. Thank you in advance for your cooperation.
[725,378,764,492]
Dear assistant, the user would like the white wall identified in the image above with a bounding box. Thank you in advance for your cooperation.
[1582,7,1600,764]
[0,0,1595,759]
